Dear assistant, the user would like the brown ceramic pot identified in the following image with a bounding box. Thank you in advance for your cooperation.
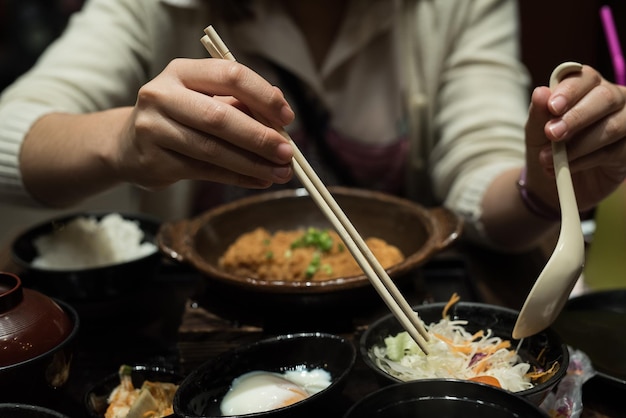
[158,187,463,294]
[157,187,463,330]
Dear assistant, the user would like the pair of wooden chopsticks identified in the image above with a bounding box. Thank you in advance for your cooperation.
[200,25,430,354]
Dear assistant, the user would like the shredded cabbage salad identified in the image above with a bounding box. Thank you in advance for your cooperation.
[369,294,553,392]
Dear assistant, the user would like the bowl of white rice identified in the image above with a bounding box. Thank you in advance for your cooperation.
[11,212,162,303]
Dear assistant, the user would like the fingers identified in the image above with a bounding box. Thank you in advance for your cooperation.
[528,65,626,210]
[526,86,552,149]
[169,58,294,128]
[129,103,293,187]
[534,65,626,173]
[161,88,293,164]
[141,59,295,165]
[159,119,294,183]
[150,152,287,191]
[568,139,626,180]
[121,126,292,191]
[120,57,300,190]
[545,65,625,141]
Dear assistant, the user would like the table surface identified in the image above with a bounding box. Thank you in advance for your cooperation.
[0,241,623,417]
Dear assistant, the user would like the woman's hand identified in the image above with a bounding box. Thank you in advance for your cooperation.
[524,64,626,213]
[114,58,295,191]
[21,58,295,207]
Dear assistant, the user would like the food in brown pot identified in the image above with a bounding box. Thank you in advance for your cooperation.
[219,227,404,281]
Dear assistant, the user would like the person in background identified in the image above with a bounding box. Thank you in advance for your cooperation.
[0,0,624,254]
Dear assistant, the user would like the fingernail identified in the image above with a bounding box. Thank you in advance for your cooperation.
[279,104,295,125]
[548,119,568,139]
[272,165,292,180]
[539,146,553,165]
[549,95,567,114]
[276,142,293,163]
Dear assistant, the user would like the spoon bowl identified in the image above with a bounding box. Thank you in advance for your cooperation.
[513,62,586,339]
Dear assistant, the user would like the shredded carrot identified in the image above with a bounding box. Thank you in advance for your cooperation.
[433,333,475,354]
[472,358,490,374]
[468,375,502,388]
[442,292,461,318]
[525,361,559,382]
[471,330,485,340]
[434,331,511,357]
[536,346,547,363]
[484,340,512,354]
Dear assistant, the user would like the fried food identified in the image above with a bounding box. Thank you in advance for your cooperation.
[218,227,404,281]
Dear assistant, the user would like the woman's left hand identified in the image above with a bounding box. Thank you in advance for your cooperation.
[525,64,626,212]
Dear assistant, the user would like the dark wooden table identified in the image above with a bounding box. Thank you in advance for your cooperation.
[1,240,623,417]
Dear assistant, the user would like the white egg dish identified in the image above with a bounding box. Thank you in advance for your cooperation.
[220,368,332,415]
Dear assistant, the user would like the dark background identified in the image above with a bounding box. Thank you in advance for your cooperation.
[0,0,84,91]
[0,0,625,93]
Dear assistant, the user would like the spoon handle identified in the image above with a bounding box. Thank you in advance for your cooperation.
[549,62,583,228]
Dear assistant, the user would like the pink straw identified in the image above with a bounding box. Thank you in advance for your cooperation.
[600,5,625,85]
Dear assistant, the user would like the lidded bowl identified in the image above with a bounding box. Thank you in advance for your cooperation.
[0,272,73,365]
[0,272,79,393]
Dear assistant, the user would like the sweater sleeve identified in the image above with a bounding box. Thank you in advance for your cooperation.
[416,0,530,246]
[0,0,150,206]
[0,102,59,205]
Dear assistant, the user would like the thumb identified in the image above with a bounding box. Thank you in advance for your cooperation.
[525,86,553,150]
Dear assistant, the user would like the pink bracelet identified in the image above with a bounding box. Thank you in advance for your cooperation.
[516,168,561,221]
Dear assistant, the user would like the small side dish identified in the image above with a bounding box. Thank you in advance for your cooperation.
[104,365,178,418]
[173,333,356,417]
[219,227,404,281]
[220,368,332,415]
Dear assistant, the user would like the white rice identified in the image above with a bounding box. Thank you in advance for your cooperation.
[32,213,158,270]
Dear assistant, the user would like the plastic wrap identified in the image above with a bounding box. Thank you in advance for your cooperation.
[540,347,595,418]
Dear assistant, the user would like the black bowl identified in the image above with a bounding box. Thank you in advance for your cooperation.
[342,379,549,418]
[360,302,569,406]
[173,332,357,417]
[11,211,162,304]
[0,403,72,418]
[84,364,184,418]
[0,298,79,401]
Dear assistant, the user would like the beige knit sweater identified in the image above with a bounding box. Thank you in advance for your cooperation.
[0,0,530,244]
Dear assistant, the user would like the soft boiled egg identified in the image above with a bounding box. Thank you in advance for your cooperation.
[219,369,332,415]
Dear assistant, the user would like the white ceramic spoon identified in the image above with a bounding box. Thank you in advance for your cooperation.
[512,61,585,340]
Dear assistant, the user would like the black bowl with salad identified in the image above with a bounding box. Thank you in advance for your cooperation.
[360,297,569,406]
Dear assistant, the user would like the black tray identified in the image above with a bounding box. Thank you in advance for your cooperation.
[552,289,626,381]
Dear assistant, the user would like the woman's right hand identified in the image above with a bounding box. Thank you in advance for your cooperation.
[114,57,295,191]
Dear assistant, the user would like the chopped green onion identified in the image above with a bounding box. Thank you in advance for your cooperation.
[290,228,338,279]
[291,227,334,251]
[305,251,322,278]
[322,264,333,275]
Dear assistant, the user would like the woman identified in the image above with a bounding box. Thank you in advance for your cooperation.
[0,0,624,252]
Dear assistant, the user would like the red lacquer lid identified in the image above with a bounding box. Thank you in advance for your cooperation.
[0,272,73,366]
